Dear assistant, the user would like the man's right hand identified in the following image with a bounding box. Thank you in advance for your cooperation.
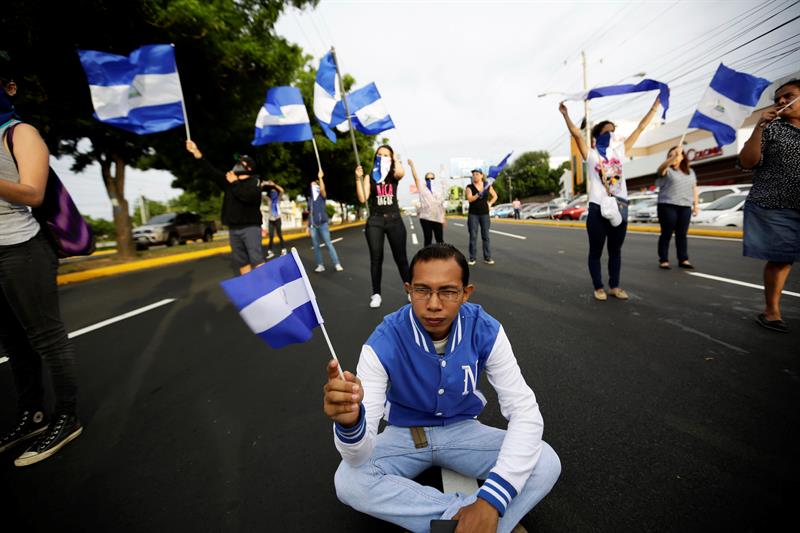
[323,359,364,427]
[185,140,202,159]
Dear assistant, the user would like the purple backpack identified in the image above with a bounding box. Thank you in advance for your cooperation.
[4,123,96,258]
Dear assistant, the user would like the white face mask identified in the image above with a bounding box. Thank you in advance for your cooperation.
[311,183,320,201]
[372,154,392,183]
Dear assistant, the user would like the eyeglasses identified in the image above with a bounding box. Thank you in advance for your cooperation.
[410,287,463,302]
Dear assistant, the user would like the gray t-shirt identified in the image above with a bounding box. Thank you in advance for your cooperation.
[0,120,41,245]
[656,167,696,207]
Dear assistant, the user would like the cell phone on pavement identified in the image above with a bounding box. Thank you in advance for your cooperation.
[430,519,458,533]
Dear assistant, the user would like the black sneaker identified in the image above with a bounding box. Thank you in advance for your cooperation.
[14,413,82,467]
[0,409,49,454]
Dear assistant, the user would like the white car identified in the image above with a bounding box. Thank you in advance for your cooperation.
[696,185,749,210]
[692,193,747,228]
[630,198,660,223]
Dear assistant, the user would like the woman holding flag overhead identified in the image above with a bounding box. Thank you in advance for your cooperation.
[408,159,446,246]
[355,144,410,309]
[559,95,661,301]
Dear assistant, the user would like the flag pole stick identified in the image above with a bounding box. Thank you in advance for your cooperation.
[320,323,345,380]
[170,43,192,141]
[330,47,360,168]
[776,95,800,114]
[311,136,323,173]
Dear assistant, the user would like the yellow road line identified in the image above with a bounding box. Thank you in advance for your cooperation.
[57,221,364,286]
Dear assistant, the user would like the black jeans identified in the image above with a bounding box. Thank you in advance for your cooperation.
[0,232,78,415]
[657,203,691,263]
[419,219,444,246]
[586,203,628,290]
[365,213,410,295]
[268,218,284,251]
[467,214,491,261]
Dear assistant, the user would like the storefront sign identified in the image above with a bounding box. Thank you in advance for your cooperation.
[686,146,722,162]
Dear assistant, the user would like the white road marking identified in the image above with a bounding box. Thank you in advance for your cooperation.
[1,299,178,366]
[661,318,748,354]
[67,299,178,339]
[453,222,465,227]
[310,237,343,249]
[489,229,527,240]
[441,468,479,494]
[687,272,800,298]
[411,233,419,245]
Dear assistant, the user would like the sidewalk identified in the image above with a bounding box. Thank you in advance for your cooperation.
[57,221,364,286]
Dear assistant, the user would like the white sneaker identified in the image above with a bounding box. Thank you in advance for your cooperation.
[280,249,287,256]
[467,259,477,266]
[334,264,344,272]
[266,250,275,259]
[314,265,325,273]
[369,294,382,308]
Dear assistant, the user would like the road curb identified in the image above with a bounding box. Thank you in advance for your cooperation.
[57,221,365,286]
[446,216,742,238]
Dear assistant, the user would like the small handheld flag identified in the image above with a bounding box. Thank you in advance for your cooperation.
[487,151,513,186]
[252,86,313,145]
[78,44,186,135]
[687,64,771,147]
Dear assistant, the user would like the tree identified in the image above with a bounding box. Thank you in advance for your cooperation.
[3,0,317,258]
[84,216,116,241]
[491,151,566,201]
[168,191,224,223]
[130,198,169,226]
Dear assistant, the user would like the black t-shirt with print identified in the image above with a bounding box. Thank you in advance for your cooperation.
[369,175,401,215]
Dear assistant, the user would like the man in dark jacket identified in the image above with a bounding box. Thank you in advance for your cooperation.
[186,140,266,275]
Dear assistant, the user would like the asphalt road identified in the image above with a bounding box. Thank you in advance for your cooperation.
[1,218,797,532]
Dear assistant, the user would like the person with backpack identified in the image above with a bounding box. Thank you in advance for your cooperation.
[0,51,83,467]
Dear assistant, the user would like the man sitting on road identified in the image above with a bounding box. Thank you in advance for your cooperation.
[323,243,560,532]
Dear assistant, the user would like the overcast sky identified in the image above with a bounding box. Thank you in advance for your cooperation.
[62,0,799,219]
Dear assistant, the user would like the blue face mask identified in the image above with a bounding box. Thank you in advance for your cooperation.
[371,154,392,183]
[0,88,16,126]
[425,178,433,192]
[595,132,611,158]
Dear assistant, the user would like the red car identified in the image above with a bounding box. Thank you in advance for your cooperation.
[554,201,587,220]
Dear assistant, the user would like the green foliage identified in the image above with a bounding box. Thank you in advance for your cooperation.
[130,198,170,226]
[169,190,224,222]
[325,203,336,219]
[84,216,116,240]
[491,151,568,201]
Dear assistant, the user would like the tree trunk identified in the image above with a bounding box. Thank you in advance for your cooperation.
[101,154,135,259]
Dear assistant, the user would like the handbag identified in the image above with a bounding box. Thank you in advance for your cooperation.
[4,122,96,257]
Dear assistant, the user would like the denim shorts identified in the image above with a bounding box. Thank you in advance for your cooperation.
[229,226,264,267]
[743,202,800,263]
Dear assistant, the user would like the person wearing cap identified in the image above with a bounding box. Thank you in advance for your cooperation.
[185,141,268,275]
[465,168,497,266]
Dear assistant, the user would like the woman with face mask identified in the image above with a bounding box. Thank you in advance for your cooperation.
[656,146,698,270]
[355,144,410,309]
[559,96,660,301]
[408,159,446,246]
[308,169,343,273]
[0,52,83,466]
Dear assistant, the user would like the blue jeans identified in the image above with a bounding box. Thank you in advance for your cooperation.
[310,222,340,266]
[586,203,628,290]
[467,214,491,261]
[334,420,561,533]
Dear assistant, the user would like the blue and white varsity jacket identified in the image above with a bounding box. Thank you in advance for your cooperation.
[333,302,545,516]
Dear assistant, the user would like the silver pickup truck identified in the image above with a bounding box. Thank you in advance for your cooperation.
[133,212,217,250]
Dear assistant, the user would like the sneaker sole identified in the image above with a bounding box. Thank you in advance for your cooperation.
[0,425,48,454]
[14,426,83,467]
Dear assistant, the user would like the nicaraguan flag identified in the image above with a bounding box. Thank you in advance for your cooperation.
[78,44,185,134]
[314,51,342,143]
[252,86,313,145]
[687,64,771,147]
[220,249,323,349]
[332,82,395,135]
[487,151,513,185]
[564,78,670,119]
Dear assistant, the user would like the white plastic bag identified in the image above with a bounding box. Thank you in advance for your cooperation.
[600,195,622,227]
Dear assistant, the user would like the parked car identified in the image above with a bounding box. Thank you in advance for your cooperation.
[696,185,749,210]
[692,193,747,227]
[490,203,514,218]
[630,198,660,223]
[133,212,217,250]
[554,196,589,220]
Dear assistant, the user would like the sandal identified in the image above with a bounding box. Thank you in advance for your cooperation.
[756,313,788,333]
[659,262,671,270]
[678,261,695,269]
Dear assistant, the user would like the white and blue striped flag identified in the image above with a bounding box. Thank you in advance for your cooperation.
[313,51,342,143]
[487,151,513,185]
[78,44,185,135]
[220,249,323,349]
[564,78,671,118]
[252,86,313,145]
[687,64,771,147]
[332,82,395,135]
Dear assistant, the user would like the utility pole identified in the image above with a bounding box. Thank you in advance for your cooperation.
[139,194,147,224]
[508,174,513,203]
[582,50,591,198]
